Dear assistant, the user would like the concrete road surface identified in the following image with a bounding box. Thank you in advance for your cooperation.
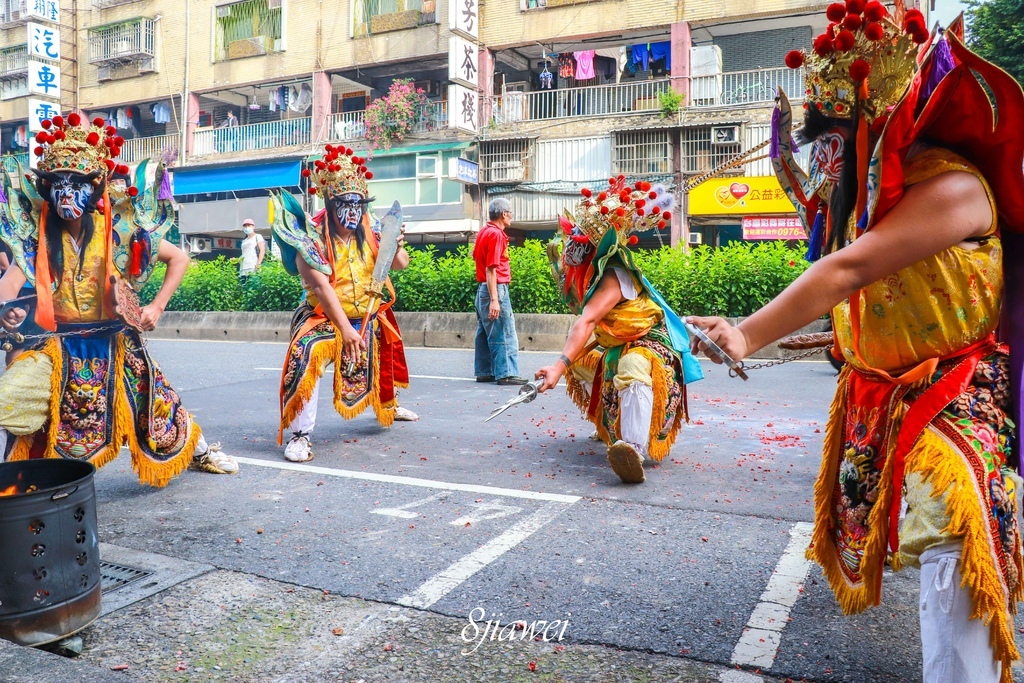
[17,339,1024,682]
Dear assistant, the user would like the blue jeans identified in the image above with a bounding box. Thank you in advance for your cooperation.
[474,283,520,379]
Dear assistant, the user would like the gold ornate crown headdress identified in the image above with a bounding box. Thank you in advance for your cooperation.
[567,175,674,248]
[301,144,373,198]
[32,112,133,185]
[785,1,924,122]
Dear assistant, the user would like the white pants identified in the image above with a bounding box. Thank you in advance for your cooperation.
[919,543,1001,683]
[618,382,653,457]
[287,378,320,435]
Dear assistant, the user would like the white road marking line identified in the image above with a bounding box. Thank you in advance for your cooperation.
[449,502,522,527]
[397,500,572,609]
[372,491,450,518]
[718,671,765,683]
[233,456,581,504]
[727,521,813,673]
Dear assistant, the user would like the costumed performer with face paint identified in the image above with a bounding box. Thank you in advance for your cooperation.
[270,144,411,463]
[0,112,239,484]
[688,5,1024,681]
[532,178,703,483]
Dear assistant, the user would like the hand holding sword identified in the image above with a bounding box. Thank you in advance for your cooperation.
[345,201,405,375]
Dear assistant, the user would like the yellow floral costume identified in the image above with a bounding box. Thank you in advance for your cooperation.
[812,149,1022,675]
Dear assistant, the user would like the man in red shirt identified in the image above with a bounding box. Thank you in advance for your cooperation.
[472,198,526,385]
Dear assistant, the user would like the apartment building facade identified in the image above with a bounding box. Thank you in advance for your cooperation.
[0,0,929,252]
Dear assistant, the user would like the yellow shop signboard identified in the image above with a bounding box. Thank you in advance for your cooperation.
[688,176,797,216]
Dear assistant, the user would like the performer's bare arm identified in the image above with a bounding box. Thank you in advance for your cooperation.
[391,228,410,270]
[0,264,27,331]
[689,170,992,363]
[139,240,189,331]
[295,254,365,361]
[535,270,623,392]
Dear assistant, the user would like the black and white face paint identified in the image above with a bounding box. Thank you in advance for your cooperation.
[49,172,96,221]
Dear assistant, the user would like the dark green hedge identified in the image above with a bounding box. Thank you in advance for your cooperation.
[141,240,810,317]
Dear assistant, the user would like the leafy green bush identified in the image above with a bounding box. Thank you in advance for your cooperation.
[140,241,810,317]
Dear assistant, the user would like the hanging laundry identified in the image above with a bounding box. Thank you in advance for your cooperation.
[573,50,596,80]
[594,56,616,80]
[558,53,575,79]
[539,68,553,89]
[630,44,650,72]
[649,41,671,70]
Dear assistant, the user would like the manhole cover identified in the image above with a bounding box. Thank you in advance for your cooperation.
[100,561,153,593]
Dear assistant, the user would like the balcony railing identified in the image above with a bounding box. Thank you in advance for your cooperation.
[326,101,448,142]
[482,68,806,128]
[88,18,157,64]
[411,100,447,132]
[192,118,311,157]
[1,153,28,173]
[691,66,805,107]
[486,79,671,125]
[120,134,178,164]
[328,111,366,141]
[0,45,28,79]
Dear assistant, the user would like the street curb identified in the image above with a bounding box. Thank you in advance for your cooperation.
[152,311,831,359]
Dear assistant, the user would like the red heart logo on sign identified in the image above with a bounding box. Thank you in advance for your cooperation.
[729,182,750,199]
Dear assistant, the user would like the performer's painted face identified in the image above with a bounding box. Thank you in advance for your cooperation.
[331,192,364,232]
[49,172,96,220]
[563,228,595,267]
[808,128,847,198]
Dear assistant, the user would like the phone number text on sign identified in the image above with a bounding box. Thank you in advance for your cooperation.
[742,216,806,240]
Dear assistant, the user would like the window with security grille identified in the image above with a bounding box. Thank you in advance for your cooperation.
[215,0,283,62]
[479,139,533,184]
[612,130,670,176]
[680,126,742,177]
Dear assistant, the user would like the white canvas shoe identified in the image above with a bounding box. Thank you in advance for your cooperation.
[284,433,314,463]
[191,442,239,474]
[394,406,420,422]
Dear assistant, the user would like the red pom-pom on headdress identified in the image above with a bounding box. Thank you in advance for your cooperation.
[845,0,865,13]
[40,119,52,130]
[864,22,884,40]
[785,50,805,69]
[863,0,885,21]
[364,171,373,180]
[67,112,81,127]
[93,117,105,127]
[834,30,856,51]
[86,132,100,145]
[825,3,846,22]
[127,186,139,197]
[52,115,64,128]
[301,168,311,177]
[843,14,862,31]
[849,59,871,81]
[813,33,834,57]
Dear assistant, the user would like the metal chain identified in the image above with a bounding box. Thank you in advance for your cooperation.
[0,323,126,348]
[728,346,830,378]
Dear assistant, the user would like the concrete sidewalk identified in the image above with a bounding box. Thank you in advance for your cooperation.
[6,553,789,683]
[152,310,828,359]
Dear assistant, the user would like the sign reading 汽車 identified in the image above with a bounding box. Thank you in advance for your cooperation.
[742,216,806,240]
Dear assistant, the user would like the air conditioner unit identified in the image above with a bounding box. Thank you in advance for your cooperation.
[711,125,740,145]
[190,237,212,253]
[489,160,525,182]
[138,56,156,73]
[687,232,703,245]
[97,64,112,82]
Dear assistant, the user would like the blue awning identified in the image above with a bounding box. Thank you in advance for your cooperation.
[171,160,302,196]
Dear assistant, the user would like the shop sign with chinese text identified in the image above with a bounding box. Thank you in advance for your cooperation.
[449,0,478,40]
[741,216,806,240]
[688,176,797,215]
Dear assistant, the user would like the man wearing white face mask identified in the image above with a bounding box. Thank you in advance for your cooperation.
[238,218,265,278]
